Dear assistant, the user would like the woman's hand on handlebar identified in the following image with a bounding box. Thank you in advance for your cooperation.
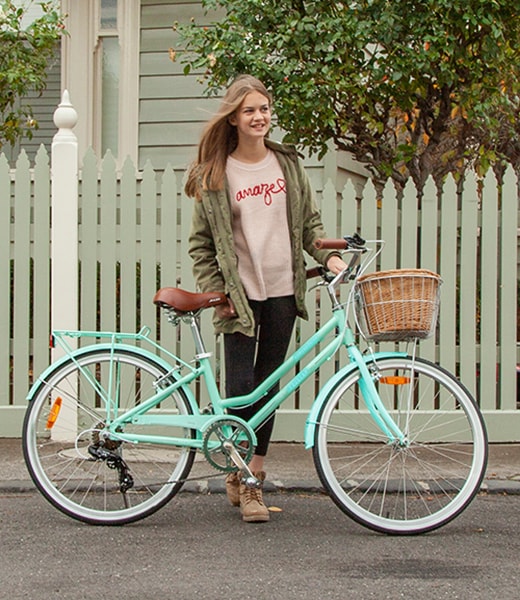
[327,254,349,275]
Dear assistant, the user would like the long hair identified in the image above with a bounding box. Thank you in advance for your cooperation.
[184,75,272,200]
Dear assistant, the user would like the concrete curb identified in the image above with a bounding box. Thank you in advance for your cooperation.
[2,478,519,496]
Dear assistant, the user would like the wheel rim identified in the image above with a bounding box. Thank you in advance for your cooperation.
[314,357,487,534]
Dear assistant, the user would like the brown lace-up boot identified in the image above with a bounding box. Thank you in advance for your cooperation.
[225,471,241,507]
[239,471,269,523]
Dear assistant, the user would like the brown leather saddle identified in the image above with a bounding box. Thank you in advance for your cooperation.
[153,288,227,313]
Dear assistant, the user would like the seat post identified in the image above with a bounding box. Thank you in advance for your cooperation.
[188,314,211,359]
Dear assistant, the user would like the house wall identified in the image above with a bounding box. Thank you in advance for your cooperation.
[139,0,223,170]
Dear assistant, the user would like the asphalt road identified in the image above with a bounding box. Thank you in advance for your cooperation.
[0,491,518,600]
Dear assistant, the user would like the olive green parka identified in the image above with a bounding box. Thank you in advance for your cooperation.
[188,139,339,337]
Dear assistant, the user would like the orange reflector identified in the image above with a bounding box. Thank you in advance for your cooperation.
[379,376,411,385]
[46,397,63,429]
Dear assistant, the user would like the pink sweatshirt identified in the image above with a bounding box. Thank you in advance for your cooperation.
[226,150,294,301]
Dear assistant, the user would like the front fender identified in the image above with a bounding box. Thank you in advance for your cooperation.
[26,343,199,415]
[303,351,407,449]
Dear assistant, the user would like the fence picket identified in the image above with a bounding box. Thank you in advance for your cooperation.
[379,179,398,272]
[79,148,99,333]
[158,164,179,354]
[459,172,479,399]
[419,176,439,362]
[99,151,118,333]
[0,154,10,409]
[360,179,379,249]
[401,178,419,267]
[420,177,439,272]
[320,178,336,238]
[32,146,51,380]
[139,161,158,336]
[120,156,138,335]
[158,164,178,289]
[179,187,198,369]
[480,170,499,411]
[499,166,518,411]
[341,179,358,238]
[438,174,458,376]
[13,151,31,410]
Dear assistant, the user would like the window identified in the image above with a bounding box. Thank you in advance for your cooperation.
[97,0,120,157]
[100,0,118,28]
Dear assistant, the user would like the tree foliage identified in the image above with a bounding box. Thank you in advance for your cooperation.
[0,1,65,150]
[176,0,520,189]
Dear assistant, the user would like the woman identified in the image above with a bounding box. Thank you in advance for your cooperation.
[186,75,346,522]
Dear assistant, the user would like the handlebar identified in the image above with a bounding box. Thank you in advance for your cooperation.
[306,234,370,283]
[314,233,366,251]
[314,239,349,250]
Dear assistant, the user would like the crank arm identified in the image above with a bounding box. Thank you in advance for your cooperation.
[222,441,261,489]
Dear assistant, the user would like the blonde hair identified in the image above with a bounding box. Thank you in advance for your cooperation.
[184,75,272,200]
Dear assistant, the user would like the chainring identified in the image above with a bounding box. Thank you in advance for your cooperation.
[202,418,254,472]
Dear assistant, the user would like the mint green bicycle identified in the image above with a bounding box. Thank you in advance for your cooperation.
[22,235,488,534]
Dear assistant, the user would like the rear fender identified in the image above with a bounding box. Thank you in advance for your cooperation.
[26,343,199,414]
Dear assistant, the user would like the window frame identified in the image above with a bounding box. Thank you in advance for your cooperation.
[61,0,140,164]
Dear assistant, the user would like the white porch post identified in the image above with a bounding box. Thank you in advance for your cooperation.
[51,90,78,335]
[51,90,79,440]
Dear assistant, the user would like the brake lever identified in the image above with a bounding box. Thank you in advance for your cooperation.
[344,233,367,251]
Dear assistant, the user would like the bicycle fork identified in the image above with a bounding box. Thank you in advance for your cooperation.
[345,333,408,446]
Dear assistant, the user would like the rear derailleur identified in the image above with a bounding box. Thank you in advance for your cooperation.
[87,442,134,493]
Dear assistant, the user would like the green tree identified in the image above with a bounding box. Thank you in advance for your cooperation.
[176,0,520,189]
[0,1,65,150]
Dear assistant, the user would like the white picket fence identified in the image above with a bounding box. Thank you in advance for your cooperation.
[0,93,518,440]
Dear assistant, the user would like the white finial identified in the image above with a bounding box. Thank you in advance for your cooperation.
[53,90,78,132]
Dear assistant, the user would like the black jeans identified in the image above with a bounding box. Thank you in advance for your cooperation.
[224,296,297,457]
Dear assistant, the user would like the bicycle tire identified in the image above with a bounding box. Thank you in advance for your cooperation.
[313,356,487,535]
[23,347,196,525]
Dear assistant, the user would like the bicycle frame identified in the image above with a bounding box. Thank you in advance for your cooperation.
[42,293,408,452]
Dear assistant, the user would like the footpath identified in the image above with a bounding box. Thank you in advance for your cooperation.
[1,438,519,495]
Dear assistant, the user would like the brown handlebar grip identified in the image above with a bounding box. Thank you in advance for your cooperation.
[314,238,349,250]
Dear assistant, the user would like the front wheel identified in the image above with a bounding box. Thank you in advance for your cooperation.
[313,356,488,535]
[23,348,196,525]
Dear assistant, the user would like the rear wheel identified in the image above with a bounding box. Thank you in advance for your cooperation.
[313,356,487,534]
[23,348,196,525]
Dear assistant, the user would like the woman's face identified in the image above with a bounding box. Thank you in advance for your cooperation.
[230,91,271,142]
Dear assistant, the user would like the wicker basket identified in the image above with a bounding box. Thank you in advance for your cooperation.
[355,269,442,342]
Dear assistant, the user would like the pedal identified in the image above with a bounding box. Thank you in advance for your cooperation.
[241,474,262,489]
